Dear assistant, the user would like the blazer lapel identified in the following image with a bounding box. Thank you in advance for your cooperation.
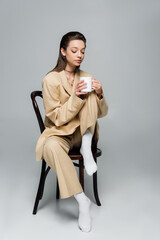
[59,69,80,96]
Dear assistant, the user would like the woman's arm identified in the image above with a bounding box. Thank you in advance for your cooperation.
[42,77,86,127]
[92,78,108,118]
[95,90,108,118]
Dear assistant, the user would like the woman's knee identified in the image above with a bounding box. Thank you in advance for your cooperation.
[43,136,70,155]
[44,137,59,151]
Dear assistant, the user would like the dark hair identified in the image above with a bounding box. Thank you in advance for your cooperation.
[48,31,86,73]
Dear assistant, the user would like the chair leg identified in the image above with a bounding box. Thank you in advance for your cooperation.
[56,178,60,199]
[40,166,50,199]
[33,160,46,215]
[79,159,84,190]
[93,157,101,206]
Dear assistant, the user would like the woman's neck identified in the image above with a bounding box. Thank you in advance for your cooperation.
[65,64,76,73]
[65,69,75,73]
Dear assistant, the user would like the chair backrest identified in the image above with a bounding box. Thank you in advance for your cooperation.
[30,91,45,133]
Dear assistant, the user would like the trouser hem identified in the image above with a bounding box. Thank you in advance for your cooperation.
[60,189,83,199]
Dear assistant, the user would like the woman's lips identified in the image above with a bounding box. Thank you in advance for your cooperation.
[75,60,81,63]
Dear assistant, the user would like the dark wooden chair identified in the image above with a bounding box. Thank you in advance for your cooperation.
[31,90,102,215]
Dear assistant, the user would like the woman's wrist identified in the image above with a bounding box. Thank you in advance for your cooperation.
[97,90,103,100]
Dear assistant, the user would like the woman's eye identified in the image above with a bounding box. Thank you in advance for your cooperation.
[71,50,85,54]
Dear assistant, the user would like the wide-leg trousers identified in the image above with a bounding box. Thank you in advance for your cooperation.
[42,91,98,199]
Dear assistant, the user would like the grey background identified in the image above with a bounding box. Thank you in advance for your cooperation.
[1,0,160,239]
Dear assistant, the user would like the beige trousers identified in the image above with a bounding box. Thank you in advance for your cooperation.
[42,92,98,199]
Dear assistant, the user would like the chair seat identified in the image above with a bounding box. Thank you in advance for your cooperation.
[69,148,102,160]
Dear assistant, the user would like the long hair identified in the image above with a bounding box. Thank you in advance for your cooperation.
[48,31,86,73]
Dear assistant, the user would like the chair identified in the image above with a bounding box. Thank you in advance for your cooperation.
[31,90,102,215]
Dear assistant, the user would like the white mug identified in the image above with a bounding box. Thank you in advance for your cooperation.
[80,77,93,92]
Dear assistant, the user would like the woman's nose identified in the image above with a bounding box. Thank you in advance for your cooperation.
[77,51,82,58]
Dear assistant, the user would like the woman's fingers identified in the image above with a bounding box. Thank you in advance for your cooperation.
[92,79,101,85]
[92,79,102,89]
[75,80,88,97]
[77,80,87,91]
[78,80,87,87]
[92,79,99,83]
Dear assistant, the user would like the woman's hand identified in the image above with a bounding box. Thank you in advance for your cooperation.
[75,80,88,98]
[92,78,103,99]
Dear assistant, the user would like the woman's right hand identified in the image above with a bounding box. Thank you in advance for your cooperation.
[75,80,88,98]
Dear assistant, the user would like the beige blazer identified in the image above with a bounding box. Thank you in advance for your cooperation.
[35,69,108,161]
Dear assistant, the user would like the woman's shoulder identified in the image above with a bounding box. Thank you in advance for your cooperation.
[79,69,92,77]
[42,71,61,86]
[43,70,61,80]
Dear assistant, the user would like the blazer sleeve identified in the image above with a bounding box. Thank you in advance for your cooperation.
[42,76,86,127]
[95,90,109,118]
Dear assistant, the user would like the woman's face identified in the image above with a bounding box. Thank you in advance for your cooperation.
[61,40,86,68]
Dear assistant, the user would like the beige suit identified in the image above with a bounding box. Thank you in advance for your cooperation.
[35,69,108,198]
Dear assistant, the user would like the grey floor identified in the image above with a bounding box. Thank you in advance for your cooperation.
[1,122,160,240]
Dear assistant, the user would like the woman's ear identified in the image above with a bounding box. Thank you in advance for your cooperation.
[60,48,66,57]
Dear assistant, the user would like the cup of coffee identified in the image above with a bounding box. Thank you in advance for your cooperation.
[80,77,93,92]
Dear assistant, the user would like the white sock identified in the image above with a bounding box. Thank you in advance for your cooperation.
[80,129,97,176]
[74,192,91,232]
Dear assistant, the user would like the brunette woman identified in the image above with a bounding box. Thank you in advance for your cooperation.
[36,31,108,232]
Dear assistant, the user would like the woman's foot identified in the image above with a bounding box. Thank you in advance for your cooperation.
[80,129,97,176]
[74,192,92,232]
[80,146,97,176]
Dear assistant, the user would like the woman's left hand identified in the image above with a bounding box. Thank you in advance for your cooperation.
[92,78,103,98]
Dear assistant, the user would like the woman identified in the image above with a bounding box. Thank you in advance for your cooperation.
[35,31,108,232]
